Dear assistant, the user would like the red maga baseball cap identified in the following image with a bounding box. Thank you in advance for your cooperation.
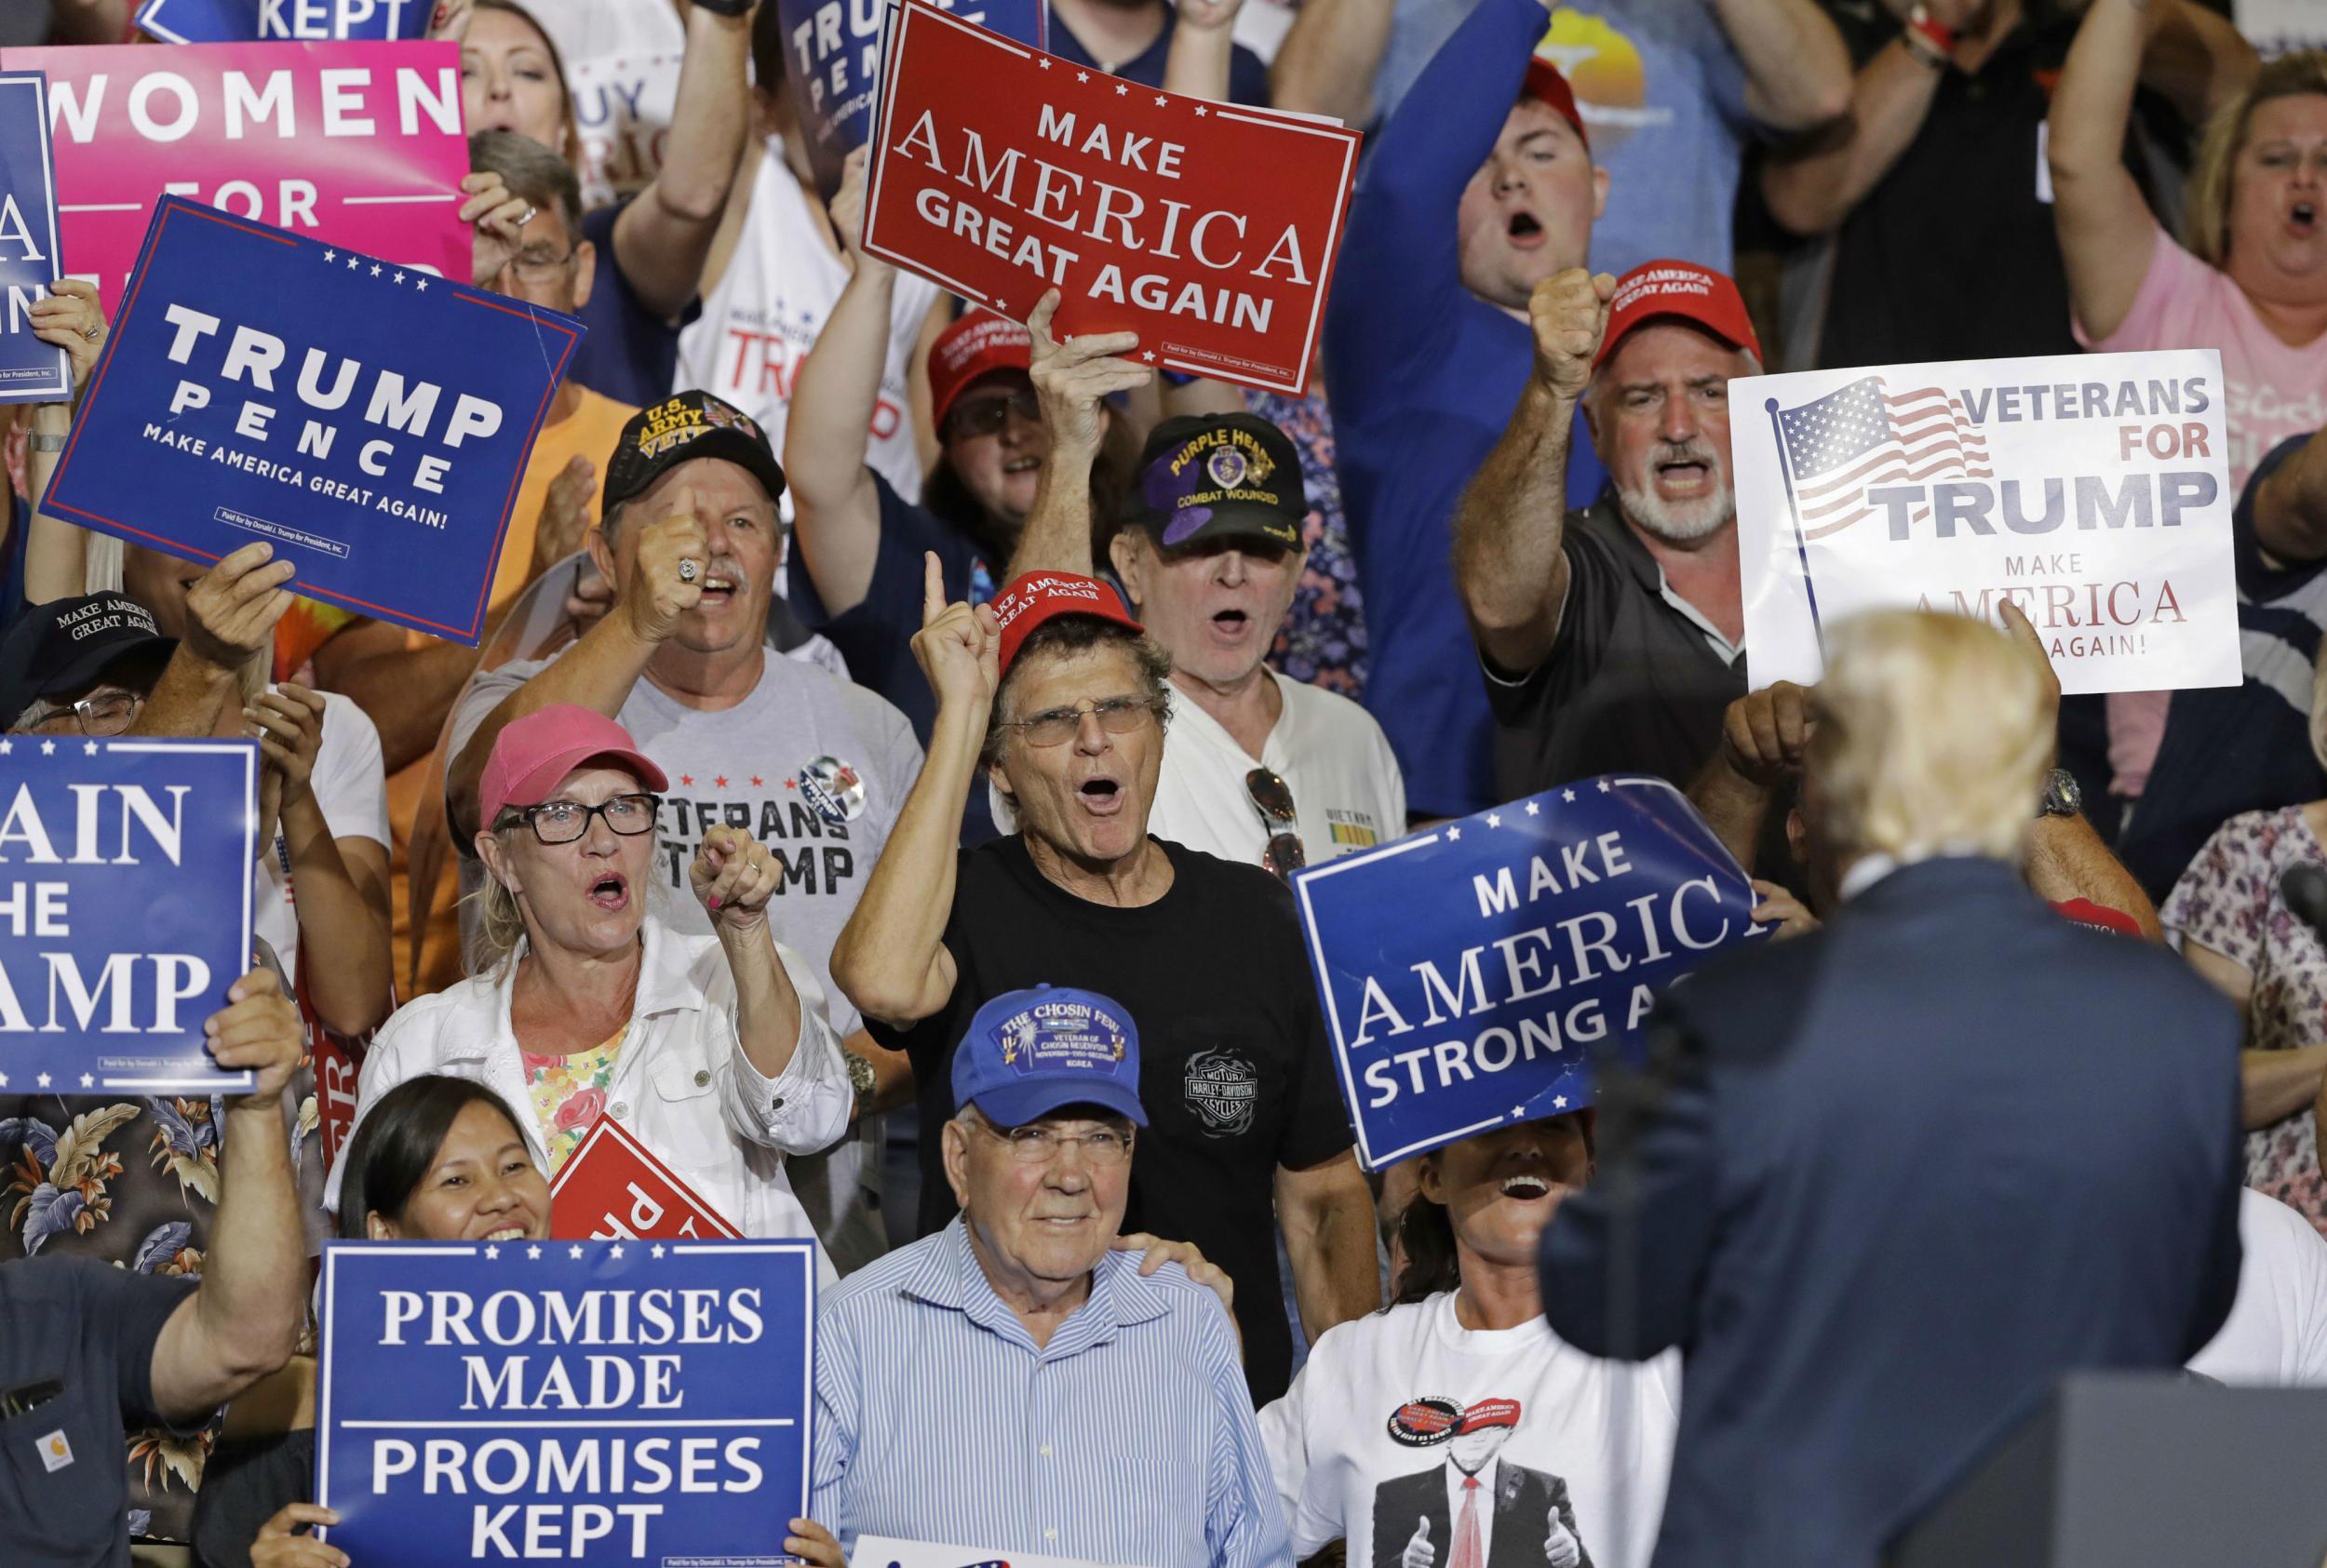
[989,571,1143,677]
[1523,57,1589,151]
[929,311,1033,433]
[479,705,668,829]
[1594,260,1762,371]
[1454,1398,1524,1435]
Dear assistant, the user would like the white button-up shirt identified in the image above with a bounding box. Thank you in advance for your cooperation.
[328,916,851,1274]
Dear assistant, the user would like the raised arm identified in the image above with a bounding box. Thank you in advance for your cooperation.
[1760,34,1949,237]
[447,501,704,839]
[1716,0,1852,131]
[1001,290,1153,581]
[19,280,108,604]
[785,149,897,620]
[2253,427,2327,564]
[130,544,296,740]
[829,556,995,1028]
[148,970,308,1422]
[1162,0,1244,101]
[1452,267,1611,676]
[1687,681,1813,870]
[610,4,753,320]
[2024,812,2165,939]
[2048,0,2171,342]
[1268,0,1394,124]
[691,827,811,1082]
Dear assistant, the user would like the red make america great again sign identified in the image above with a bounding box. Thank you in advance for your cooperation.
[860,0,1361,395]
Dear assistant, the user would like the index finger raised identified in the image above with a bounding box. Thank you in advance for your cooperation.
[922,551,946,627]
[1026,288,1063,347]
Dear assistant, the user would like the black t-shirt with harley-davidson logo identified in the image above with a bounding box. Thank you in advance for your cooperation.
[870,834,1355,1402]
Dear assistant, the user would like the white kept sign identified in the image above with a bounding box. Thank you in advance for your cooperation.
[1732,348,2240,694]
[852,1536,1140,1568]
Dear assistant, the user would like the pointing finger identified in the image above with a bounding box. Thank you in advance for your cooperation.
[922,551,945,627]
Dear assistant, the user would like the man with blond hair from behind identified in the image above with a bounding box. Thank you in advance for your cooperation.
[1539,610,2247,1568]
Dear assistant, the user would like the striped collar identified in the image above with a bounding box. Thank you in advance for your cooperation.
[898,1218,1172,1357]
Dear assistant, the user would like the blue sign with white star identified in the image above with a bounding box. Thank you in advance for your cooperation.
[0,736,258,1096]
[315,1238,817,1566]
[774,0,1046,196]
[44,196,582,646]
[0,71,72,404]
[1291,775,1767,1169]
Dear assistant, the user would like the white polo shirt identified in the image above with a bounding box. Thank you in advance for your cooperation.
[1147,673,1406,869]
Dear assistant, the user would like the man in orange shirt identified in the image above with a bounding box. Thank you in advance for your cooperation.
[308,131,637,998]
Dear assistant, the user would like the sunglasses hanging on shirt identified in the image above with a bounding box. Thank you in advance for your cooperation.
[1245,766,1306,884]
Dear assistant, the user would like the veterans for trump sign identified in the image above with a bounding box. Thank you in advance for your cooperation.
[860,0,1361,395]
[775,0,1046,198]
[0,71,72,404]
[549,1118,744,1243]
[316,1239,816,1566]
[1292,776,1763,1170]
[0,736,258,1096]
[1734,348,2240,693]
[45,197,580,645]
[0,40,469,316]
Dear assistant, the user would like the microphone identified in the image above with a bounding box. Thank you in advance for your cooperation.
[2280,865,2327,944]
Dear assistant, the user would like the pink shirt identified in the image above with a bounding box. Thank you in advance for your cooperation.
[2078,223,2327,795]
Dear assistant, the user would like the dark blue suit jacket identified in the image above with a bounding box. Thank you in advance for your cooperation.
[1540,856,2244,1568]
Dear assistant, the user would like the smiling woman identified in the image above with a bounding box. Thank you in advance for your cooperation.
[1254,1115,1683,1568]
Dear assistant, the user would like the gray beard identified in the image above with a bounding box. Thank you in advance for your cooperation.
[1615,481,1735,544]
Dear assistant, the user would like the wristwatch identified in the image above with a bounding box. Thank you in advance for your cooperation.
[842,1050,877,1120]
[2038,767,2083,819]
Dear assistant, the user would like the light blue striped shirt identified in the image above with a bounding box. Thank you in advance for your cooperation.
[811,1217,1292,1568]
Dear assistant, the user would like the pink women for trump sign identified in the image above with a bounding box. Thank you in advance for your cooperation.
[0,40,469,316]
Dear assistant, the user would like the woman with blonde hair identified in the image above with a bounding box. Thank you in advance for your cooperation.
[2162,633,2327,1233]
[2050,4,2320,811]
[326,704,853,1267]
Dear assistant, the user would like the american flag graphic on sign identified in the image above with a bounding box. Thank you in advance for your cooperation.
[1774,377,1993,540]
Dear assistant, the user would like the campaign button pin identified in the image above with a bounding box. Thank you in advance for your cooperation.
[798,755,867,824]
[36,1430,72,1472]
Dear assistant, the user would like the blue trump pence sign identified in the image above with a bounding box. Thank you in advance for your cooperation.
[316,1239,817,1567]
[1293,775,1766,1169]
[0,70,71,404]
[45,197,582,645]
[0,737,258,1094]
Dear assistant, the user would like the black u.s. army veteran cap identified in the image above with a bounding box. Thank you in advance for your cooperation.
[1124,412,1307,552]
[602,390,787,515]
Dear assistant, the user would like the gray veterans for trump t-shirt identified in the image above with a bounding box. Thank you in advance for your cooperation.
[450,646,922,1270]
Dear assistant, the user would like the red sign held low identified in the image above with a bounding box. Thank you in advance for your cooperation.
[548,1117,743,1242]
[859,0,1362,395]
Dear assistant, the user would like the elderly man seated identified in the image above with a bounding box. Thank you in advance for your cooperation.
[808,985,1289,1565]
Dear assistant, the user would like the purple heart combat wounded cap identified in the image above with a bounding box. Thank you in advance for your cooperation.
[1123,412,1307,554]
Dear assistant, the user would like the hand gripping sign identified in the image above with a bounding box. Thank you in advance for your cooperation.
[0,41,470,317]
[549,1118,745,1243]
[860,0,1362,395]
[0,737,259,1096]
[44,197,581,646]
[1732,347,2240,694]
[1292,776,1764,1170]
[0,71,72,403]
[315,1238,817,1566]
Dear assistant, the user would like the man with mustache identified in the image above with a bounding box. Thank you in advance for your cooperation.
[1454,260,1761,826]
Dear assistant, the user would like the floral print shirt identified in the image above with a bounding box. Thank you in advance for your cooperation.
[523,1028,628,1173]
[2161,805,2327,1228]
[1246,384,1368,699]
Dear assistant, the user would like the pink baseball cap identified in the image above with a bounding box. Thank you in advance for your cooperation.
[1594,260,1763,370]
[478,705,668,828]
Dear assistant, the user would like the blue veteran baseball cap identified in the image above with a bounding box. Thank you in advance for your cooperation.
[951,985,1148,1128]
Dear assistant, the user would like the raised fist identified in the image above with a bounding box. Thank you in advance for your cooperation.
[619,493,709,646]
[1529,267,1615,403]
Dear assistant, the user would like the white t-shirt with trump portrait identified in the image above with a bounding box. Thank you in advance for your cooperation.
[1259,1291,1679,1568]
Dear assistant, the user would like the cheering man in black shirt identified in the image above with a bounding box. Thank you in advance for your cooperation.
[1455,259,1765,831]
[832,557,1379,1403]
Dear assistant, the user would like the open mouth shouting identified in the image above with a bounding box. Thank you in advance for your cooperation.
[585,870,630,912]
[1505,210,1547,250]
[1499,1172,1555,1203]
[1077,771,1126,818]
[694,564,740,610]
[2290,198,2320,238]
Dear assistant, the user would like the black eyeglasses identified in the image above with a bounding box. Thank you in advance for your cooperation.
[1246,767,1305,883]
[945,387,1042,441]
[498,792,661,845]
[29,688,143,738]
